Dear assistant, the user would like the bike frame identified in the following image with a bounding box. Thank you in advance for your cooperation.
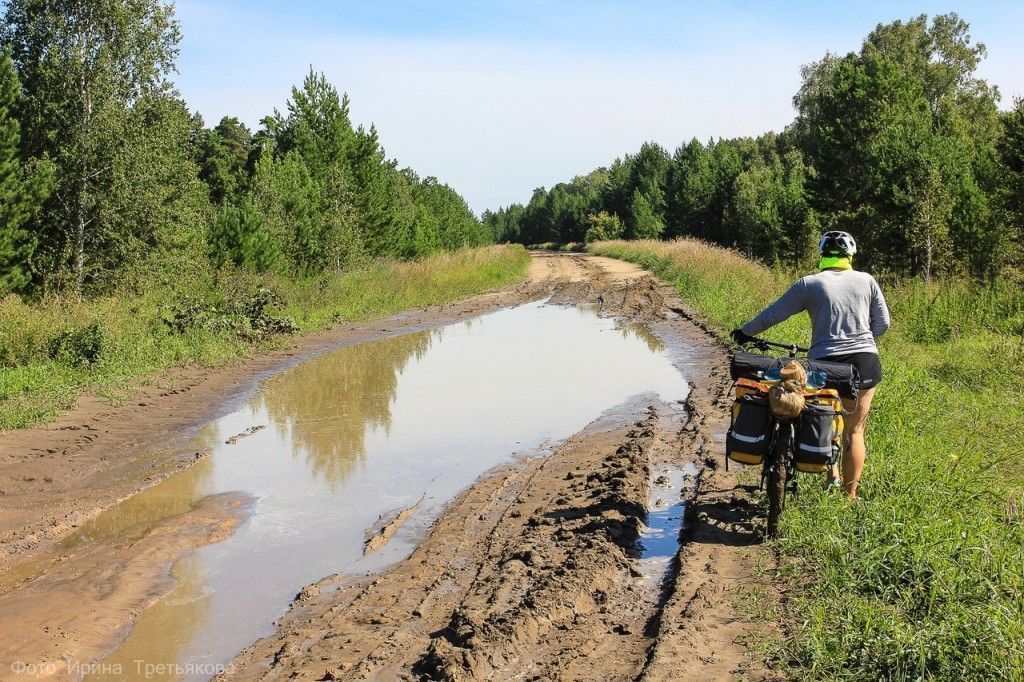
[735,336,809,538]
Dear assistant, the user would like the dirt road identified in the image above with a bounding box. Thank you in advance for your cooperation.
[0,253,774,680]
[224,255,775,680]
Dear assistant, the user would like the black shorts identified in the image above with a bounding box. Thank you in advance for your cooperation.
[821,352,882,390]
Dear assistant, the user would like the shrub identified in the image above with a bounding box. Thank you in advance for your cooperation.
[47,321,104,367]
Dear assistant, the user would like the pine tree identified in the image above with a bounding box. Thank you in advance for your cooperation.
[199,116,252,204]
[0,53,51,294]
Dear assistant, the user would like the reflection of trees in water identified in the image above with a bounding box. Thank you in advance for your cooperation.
[614,321,664,354]
[193,422,222,453]
[255,329,438,485]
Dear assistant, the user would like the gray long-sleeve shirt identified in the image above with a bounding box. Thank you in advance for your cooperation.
[741,269,891,359]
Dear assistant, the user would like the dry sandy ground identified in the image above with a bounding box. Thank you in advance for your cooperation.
[0,253,776,681]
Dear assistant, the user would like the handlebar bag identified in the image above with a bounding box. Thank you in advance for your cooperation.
[730,351,860,400]
[730,351,780,381]
[794,402,840,473]
[727,393,772,466]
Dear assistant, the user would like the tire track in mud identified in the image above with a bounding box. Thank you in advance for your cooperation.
[0,253,571,675]
[0,262,551,569]
[224,255,776,681]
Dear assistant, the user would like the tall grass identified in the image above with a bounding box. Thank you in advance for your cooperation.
[590,238,1024,679]
[0,245,530,430]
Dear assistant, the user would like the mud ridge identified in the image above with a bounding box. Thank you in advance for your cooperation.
[363,495,424,556]
[414,409,657,680]
[224,255,776,681]
[3,253,778,680]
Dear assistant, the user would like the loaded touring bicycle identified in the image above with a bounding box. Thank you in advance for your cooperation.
[726,336,860,537]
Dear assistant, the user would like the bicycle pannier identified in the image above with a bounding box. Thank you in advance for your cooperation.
[794,401,840,473]
[727,393,772,466]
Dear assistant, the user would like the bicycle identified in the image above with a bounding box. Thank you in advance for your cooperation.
[728,336,853,539]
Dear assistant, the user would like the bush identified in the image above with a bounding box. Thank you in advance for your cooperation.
[0,245,529,429]
[47,321,104,367]
[584,211,625,243]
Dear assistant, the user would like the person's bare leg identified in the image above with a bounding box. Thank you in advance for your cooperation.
[841,387,875,500]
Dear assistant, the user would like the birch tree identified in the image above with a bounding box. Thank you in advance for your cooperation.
[2,0,192,296]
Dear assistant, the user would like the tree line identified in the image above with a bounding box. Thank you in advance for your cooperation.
[0,0,490,300]
[484,13,1024,280]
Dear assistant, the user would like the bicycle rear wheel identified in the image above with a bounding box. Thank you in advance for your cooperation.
[766,422,791,539]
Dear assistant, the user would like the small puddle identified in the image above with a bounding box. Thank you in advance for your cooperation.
[41,300,688,679]
[638,461,700,588]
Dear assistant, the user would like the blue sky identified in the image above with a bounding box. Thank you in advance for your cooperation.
[174,1,1024,213]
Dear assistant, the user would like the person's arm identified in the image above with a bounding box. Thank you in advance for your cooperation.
[869,277,891,339]
[741,280,807,337]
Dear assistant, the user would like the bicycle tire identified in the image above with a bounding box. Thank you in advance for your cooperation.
[766,421,790,539]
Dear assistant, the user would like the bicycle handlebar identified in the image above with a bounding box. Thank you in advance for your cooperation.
[741,336,810,355]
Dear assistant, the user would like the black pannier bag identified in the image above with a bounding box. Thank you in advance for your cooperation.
[794,402,839,473]
[730,351,860,400]
[726,394,772,466]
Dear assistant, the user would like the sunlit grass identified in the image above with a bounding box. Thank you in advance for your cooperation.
[0,245,530,430]
[590,238,1024,679]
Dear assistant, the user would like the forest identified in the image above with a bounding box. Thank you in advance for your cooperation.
[0,0,492,301]
[0,0,530,430]
[484,13,1024,281]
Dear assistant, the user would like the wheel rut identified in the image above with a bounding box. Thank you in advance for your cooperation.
[223,254,777,681]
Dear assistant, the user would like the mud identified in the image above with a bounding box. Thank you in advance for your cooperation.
[1,253,777,680]
[0,258,557,569]
[222,255,777,681]
[0,492,253,678]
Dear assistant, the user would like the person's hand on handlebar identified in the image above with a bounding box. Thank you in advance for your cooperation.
[730,328,753,344]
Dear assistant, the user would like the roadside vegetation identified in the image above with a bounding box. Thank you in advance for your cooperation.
[591,238,1024,680]
[0,1,524,430]
[0,245,528,430]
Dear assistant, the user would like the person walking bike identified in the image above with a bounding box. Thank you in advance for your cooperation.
[731,231,890,500]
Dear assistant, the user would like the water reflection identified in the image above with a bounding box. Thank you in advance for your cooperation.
[68,456,216,546]
[614,320,664,353]
[95,554,212,681]
[255,330,437,486]
[86,300,689,679]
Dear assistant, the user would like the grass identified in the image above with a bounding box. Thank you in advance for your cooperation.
[0,245,530,430]
[589,238,1024,680]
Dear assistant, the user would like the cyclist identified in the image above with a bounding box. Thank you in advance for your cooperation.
[731,231,890,500]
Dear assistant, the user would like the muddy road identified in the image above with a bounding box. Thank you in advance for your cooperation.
[0,254,773,680]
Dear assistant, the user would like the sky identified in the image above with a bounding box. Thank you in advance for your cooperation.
[174,1,1024,214]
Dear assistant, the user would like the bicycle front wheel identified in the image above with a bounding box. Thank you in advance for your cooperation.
[766,421,791,539]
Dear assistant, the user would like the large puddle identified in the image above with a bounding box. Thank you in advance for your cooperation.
[70,301,688,678]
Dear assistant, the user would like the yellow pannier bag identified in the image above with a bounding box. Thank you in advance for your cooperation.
[727,378,772,466]
[794,389,844,473]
